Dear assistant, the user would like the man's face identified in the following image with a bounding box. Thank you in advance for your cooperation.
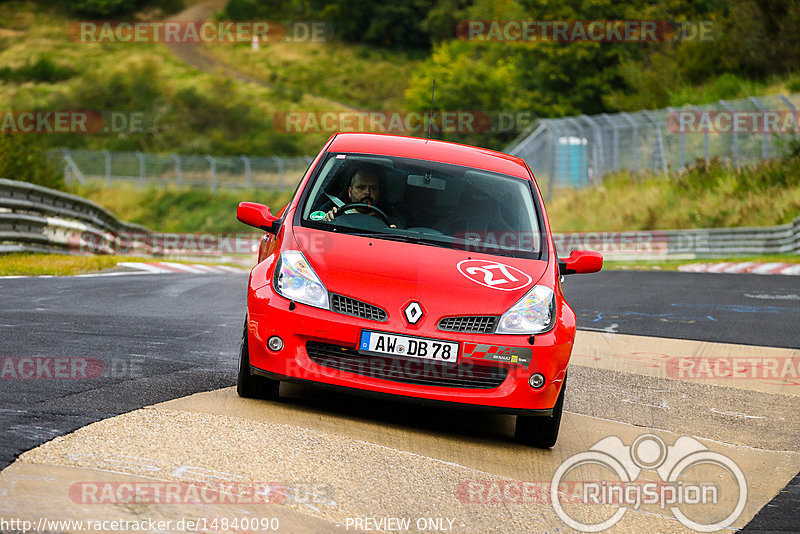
[348,172,381,205]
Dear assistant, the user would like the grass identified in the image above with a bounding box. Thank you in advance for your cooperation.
[4,252,795,277]
[546,156,800,232]
[0,252,247,276]
[201,40,423,111]
[0,1,420,155]
[667,71,800,109]
[604,255,800,272]
[0,253,138,276]
[0,1,329,155]
[68,183,294,232]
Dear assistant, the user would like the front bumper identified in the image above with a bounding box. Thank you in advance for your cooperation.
[247,285,574,414]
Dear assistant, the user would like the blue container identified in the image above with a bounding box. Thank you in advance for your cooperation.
[556,137,588,187]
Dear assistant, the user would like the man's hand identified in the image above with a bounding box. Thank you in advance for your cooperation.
[322,206,396,228]
[322,207,337,221]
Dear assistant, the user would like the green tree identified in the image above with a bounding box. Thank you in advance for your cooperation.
[404,41,526,147]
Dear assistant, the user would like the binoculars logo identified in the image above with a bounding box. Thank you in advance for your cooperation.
[550,434,747,532]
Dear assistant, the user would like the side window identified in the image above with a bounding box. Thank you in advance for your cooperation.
[301,156,343,218]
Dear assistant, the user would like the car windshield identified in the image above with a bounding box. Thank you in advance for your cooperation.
[299,152,545,259]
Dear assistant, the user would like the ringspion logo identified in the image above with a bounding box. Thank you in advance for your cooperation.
[550,434,747,532]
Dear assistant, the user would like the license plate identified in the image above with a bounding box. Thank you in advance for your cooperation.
[359,331,459,363]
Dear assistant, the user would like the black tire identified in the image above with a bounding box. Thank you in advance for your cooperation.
[236,320,280,400]
[514,374,566,448]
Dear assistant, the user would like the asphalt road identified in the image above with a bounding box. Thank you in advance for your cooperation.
[2,270,798,468]
[564,270,800,349]
[1,269,797,531]
[0,273,247,469]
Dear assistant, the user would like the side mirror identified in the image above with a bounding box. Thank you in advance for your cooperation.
[559,250,603,275]
[237,202,280,233]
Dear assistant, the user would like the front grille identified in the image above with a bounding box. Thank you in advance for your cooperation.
[438,316,498,334]
[306,342,508,389]
[330,294,387,322]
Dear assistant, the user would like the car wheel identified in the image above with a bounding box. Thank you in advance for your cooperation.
[514,374,566,449]
[237,320,280,400]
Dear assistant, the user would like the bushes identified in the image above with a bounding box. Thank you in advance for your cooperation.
[74,185,294,232]
[0,56,74,84]
[224,0,432,49]
[0,133,65,190]
[3,47,309,156]
[547,155,800,232]
[404,41,526,148]
[66,0,136,16]
[57,0,183,17]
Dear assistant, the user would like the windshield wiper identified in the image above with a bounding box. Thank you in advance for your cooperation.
[343,231,457,248]
[345,231,420,241]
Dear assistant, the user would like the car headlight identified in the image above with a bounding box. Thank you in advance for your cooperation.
[273,250,329,309]
[496,285,555,334]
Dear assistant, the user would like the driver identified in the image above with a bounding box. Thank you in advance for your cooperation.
[323,166,402,227]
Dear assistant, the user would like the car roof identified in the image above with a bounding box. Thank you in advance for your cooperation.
[327,133,533,180]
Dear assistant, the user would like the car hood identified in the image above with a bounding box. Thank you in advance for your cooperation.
[292,227,549,318]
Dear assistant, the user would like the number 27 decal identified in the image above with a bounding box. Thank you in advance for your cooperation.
[457,259,532,291]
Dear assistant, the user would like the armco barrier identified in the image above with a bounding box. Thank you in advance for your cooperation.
[553,217,800,260]
[1,177,798,260]
[0,178,151,255]
[0,178,261,257]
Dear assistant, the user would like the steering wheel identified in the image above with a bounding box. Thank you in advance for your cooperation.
[334,202,391,226]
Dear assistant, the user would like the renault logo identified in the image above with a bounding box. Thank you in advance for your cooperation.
[404,302,424,324]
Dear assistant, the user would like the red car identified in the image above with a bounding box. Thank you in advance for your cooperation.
[236,133,601,448]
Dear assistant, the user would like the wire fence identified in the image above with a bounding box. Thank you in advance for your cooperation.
[506,93,800,199]
[51,93,800,194]
[50,149,314,191]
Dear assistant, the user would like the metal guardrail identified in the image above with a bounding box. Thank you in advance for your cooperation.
[1,178,797,260]
[554,216,800,261]
[0,178,150,255]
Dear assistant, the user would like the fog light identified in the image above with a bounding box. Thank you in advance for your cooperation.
[529,373,545,389]
[267,336,284,351]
